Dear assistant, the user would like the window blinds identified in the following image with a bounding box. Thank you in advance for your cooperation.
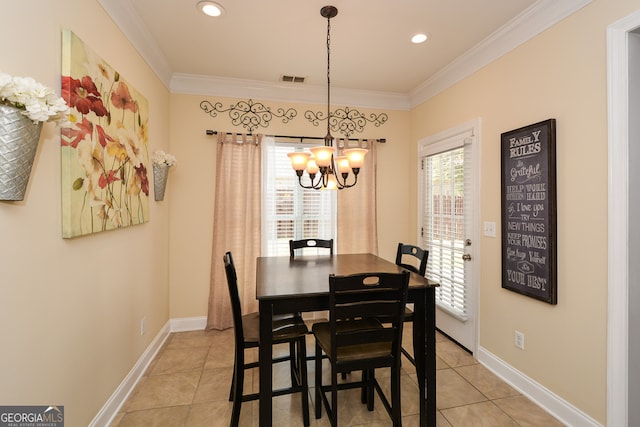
[423,145,471,321]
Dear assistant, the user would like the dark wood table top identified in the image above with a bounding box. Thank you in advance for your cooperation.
[256,253,438,300]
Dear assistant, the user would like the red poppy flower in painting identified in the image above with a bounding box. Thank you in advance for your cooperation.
[96,124,115,148]
[132,163,150,197]
[61,117,93,148]
[62,76,108,117]
[99,169,120,189]
[111,82,138,113]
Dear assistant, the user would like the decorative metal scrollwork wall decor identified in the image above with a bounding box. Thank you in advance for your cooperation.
[200,98,389,138]
[304,106,388,138]
[200,99,297,132]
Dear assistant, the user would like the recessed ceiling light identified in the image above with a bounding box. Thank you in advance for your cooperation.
[411,33,429,44]
[198,1,225,17]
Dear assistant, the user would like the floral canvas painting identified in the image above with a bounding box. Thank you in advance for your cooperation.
[60,29,150,238]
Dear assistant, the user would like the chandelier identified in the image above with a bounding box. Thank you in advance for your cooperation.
[287,5,367,190]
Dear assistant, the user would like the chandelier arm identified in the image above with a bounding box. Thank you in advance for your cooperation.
[346,173,358,188]
[297,173,324,190]
[322,170,331,189]
[328,155,345,190]
[309,172,324,189]
[334,170,358,189]
[344,173,358,189]
[334,175,347,189]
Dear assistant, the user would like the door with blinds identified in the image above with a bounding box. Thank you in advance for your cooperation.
[418,120,480,353]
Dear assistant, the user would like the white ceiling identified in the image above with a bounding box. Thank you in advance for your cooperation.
[98,0,590,109]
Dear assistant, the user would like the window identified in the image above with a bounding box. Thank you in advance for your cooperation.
[262,139,336,256]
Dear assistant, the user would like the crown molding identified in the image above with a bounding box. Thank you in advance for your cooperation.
[170,73,411,111]
[100,0,592,111]
[409,0,593,108]
[97,0,173,85]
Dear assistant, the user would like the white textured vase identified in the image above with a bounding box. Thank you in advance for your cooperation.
[153,163,169,201]
[0,104,43,201]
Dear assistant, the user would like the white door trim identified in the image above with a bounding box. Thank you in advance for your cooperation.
[606,10,640,427]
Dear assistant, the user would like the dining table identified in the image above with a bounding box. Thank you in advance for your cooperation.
[256,252,439,426]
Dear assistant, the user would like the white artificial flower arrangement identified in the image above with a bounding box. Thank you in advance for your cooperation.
[0,71,68,125]
[151,150,178,167]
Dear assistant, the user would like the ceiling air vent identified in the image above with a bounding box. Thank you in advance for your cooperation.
[281,75,306,83]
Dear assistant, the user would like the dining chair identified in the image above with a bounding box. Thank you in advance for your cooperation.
[289,238,334,258]
[312,271,410,427]
[396,242,429,277]
[395,242,429,366]
[289,237,334,331]
[223,251,310,427]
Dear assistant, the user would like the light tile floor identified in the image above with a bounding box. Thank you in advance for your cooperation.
[110,326,565,426]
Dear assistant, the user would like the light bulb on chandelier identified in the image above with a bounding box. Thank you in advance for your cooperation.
[287,5,367,190]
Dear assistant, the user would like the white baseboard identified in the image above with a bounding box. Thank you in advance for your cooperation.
[170,316,207,332]
[476,346,602,427]
[89,318,200,427]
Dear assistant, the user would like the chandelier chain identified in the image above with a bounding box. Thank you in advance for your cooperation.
[326,13,332,140]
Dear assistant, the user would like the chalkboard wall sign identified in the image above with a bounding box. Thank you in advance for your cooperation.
[501,119,557,304]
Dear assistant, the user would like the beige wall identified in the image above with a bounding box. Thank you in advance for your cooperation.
[0,1,171,425]
[410,0,640,423]
[3,0,639,424]
[167,94,412,318]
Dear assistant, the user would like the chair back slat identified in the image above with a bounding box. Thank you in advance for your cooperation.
[395,243,429,276]
[335,301,400,320]
[289,238,334,258]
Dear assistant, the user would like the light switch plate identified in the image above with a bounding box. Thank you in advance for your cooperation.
[483,221,496,237]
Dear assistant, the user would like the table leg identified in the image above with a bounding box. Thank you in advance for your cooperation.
[259,300,273,426]
[413,288,437,426]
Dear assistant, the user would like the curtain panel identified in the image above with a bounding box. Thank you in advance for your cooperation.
[206,133,262,330]
[337,139,378,255]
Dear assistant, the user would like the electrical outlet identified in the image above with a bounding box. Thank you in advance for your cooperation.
[141,317,146,336]
[515,330,525,350]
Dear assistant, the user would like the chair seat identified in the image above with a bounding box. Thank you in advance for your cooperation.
[312,319,391,363]
[242,312,309,344]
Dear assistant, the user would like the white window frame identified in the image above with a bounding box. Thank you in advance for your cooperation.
[261,138,337,256]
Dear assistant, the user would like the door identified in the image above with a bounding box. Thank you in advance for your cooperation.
[608,13,640,425]
[627,26,640,427]
[418,120,480,353]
